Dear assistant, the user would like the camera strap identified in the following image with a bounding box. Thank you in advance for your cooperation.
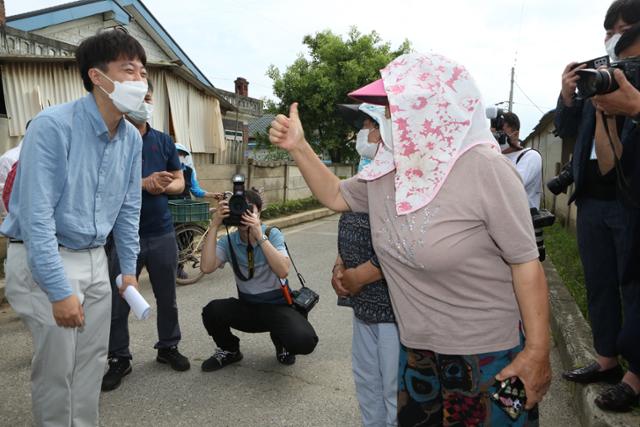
[265,226,308,289]
[601,112,640,208]
[225,225,255,282]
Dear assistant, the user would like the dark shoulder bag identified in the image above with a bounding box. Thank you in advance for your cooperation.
[265,226,319,315]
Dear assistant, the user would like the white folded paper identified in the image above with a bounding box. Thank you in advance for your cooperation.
[115,275,151,320]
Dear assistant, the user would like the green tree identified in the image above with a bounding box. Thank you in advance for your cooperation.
[267,27,410,163]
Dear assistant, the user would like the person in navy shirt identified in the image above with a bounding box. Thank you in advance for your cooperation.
[102,80,191,392]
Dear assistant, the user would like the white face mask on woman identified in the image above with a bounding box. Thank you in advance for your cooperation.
[127,102,154,125]
[356,129,379,159]
[606,33,623,61]
[96,70,148,114]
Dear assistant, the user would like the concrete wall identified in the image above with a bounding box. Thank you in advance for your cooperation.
[194,161,356,206]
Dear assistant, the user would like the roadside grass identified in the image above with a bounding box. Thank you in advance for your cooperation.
[545,223,588,320]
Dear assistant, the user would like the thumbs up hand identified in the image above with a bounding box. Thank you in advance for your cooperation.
[269,103,306,152]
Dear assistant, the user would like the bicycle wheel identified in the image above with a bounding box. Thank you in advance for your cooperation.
[175,223,207,285]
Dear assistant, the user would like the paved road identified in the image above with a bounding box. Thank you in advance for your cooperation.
[0,215,579,426]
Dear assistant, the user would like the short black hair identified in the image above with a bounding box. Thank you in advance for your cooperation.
[503,112,520,131]
[146,79,154,94]
[75,29,147,92]
[245,189,263,212]
[616,21,640,54]
[604,0,640,30]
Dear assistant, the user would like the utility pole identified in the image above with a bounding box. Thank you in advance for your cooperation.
[508,66,515,112]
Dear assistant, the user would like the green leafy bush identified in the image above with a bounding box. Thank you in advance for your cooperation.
[261,197,323,220]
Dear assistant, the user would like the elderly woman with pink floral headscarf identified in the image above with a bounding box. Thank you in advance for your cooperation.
[270,53,551,426]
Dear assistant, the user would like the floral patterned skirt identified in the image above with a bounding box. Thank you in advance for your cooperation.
[397,339,539,427]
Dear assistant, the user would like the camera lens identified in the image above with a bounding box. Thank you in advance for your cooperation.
[576,69,616,98]
[228,195,248,215]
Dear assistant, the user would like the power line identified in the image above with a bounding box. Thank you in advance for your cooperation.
[514,80,546,114]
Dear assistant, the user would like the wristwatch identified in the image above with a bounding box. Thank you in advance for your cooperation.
[256,234,268,246]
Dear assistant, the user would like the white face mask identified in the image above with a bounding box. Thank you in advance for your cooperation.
[356,129,378,159]
[97,70,148,114]
[606,33,622,61]
[127,102,154,125]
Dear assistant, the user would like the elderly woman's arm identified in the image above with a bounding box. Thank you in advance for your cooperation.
[269,103,350,212]
[497,260,552,410]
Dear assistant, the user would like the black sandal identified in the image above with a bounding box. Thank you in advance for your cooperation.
[594,382,639,412]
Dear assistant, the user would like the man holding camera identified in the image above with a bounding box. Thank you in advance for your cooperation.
[555,0,640,412]
[497,111,543,209]
[199,184,318,371]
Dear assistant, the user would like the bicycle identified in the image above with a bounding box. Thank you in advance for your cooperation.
[171,192,230,286]
[170,199,211,286]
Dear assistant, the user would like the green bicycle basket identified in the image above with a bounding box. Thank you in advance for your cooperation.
[168,199,210,223]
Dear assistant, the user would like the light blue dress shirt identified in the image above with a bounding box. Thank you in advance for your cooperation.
[0,94,142,302]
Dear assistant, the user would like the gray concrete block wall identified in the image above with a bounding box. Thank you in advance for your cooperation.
[193,162,355,205]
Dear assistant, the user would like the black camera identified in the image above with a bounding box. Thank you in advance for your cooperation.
[546,160,574,195]
[485,106,509,146]
[576,56,640,98]
[531,208,555,262]
[223,174,253,226]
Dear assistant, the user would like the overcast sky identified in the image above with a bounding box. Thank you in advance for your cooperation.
[9,0,609,137]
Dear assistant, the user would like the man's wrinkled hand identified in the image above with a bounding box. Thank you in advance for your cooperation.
[52,294,84,328]
[495,347,551,410]
[143,171,174,194]
[118,274,139,296]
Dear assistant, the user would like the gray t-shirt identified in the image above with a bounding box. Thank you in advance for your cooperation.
[340,144,538,354]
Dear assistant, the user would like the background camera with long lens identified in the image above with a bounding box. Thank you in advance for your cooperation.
[546,160,574,195]
[223,174,253,226]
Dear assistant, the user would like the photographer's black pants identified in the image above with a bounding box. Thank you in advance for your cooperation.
[201,298,318,355]
[576,198,640,375]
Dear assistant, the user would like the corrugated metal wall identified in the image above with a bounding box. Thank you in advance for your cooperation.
[1,62,85,136]
[1,64,226,159]
[164,71,225,155]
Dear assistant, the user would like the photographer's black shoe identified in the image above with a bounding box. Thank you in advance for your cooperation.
[562,362,624,384]
[157,346,191,371]
[202,348,243,372]
[276,347,296,365]
[102,358,132,392]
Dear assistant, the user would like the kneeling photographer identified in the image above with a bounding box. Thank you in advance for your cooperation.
[199,176,318,372]
[554,2,640,412]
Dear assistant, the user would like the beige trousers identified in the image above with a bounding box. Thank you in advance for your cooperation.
[5,243,111,427]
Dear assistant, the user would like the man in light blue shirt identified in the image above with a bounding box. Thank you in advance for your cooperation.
[1,30,147,426]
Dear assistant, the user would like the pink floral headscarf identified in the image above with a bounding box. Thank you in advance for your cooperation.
[358,53,499,215]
